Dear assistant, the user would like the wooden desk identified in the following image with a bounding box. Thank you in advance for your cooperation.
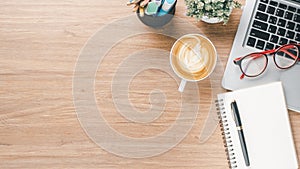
[0,0,299,168]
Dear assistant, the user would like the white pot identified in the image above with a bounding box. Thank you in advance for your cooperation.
[201,15,223,24]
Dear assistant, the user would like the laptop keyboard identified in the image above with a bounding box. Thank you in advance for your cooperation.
[246,0,300,50]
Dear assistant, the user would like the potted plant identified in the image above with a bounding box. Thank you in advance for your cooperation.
[185,0,241,24]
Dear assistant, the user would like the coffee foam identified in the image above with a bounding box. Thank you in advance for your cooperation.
[171,34,217,81]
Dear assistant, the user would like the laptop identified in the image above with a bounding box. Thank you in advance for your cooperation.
[222,0,300,112]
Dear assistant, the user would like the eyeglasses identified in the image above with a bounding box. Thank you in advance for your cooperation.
[233,43,300,79]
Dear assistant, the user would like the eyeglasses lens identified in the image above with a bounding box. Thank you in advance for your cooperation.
[241,54,267,77]
[275,45,299,69]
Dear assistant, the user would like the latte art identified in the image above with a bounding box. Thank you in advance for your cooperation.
[178,41,209,73]
[170,34,217,81]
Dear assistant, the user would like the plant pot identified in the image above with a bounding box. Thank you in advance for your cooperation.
[137,1,177,28]
[201,15,223,24]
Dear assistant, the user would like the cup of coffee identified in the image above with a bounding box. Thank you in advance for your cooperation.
[170,34,217,92]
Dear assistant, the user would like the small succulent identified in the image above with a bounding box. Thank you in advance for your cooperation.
[185,0,241,24]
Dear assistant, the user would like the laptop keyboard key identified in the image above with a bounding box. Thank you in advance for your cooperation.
[289,40,297,44]
[284,11,294,20]
[256,40,265,50]
[277,28,286,36]
[286,21,296,30]
[286,31,295,39]
[294,14,300,23]
[296,34,300,42]
[277,19,286,27]
[279,3,287,9]
[260,0,269,3]
[288,6,297,12]
[253,20,268,31]
[279,37,288,45]
[270,35,279,43]
[267,6,276,15]
[266,43,275,50]
[268,16,277,24]
[276,9,284,17]
[258,3,267,12]
[256,11,268,21]
[296,24,300,31]
[268,25,277,33]
[269,1,278,7]
[247,37,256,47]
[250,29,270,41]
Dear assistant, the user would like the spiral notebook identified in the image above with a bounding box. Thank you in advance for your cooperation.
[216,82,298,169]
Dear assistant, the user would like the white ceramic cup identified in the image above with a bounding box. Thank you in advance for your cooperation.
[170,34,218,92]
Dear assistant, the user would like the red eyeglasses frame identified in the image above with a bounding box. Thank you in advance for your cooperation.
[233,43,300,79]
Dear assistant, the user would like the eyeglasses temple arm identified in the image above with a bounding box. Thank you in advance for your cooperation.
[240,73,245,79]
[260,49,276,55]
[281,48,298,60]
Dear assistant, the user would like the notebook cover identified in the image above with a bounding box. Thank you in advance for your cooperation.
[217,82,298,169]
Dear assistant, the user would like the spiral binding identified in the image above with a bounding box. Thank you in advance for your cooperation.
[215,99,237,169]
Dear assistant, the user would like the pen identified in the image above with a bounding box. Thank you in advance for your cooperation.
[231,100,250,167]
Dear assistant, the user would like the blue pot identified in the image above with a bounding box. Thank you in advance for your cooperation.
[137,0,177,28]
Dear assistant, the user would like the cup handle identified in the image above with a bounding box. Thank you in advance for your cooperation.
[178,79,187,93]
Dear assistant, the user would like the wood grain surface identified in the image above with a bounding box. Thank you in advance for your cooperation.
[0,0,299,168]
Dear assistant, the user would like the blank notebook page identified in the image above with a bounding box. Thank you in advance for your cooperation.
[218,82,298,169]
